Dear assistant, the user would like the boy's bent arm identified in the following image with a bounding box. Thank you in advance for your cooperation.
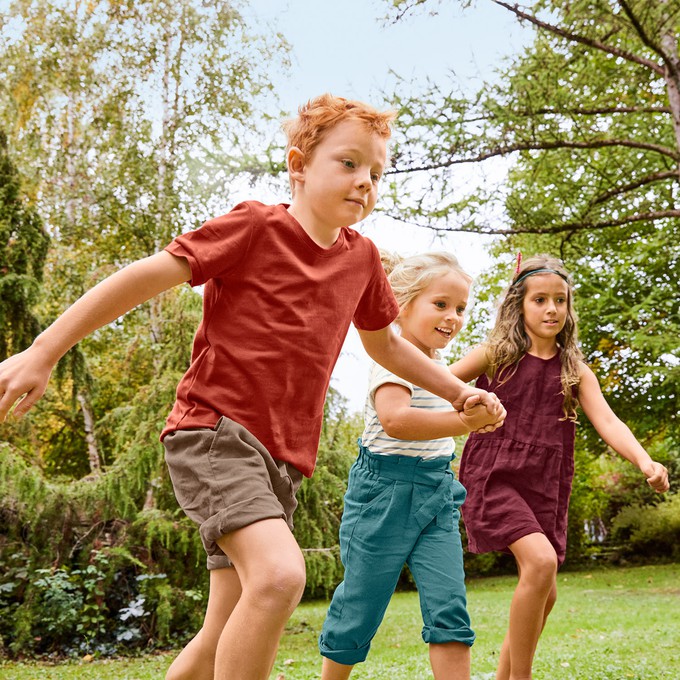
[0,251,191,421]
[357,326,505,426]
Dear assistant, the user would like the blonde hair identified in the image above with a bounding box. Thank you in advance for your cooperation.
[485,254,583,420]
[381,250,472,318]
[282,93,396,160]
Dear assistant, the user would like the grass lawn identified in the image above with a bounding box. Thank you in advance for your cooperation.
[1,563,678,679]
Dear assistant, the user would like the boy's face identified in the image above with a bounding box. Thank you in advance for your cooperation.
[290,119,388,232]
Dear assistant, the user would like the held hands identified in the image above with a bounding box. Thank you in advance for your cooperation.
[641,460,670,493]
[459,390,506,434]
[0,347,53,422]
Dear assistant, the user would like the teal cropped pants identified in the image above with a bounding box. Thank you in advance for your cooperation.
[319,445,475,666]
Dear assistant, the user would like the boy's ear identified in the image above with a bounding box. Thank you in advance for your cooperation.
[287,146,305,183]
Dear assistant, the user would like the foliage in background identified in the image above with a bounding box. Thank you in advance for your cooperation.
[0,382,360,658]
[386,0,679,552]
[0,0,288,475]
[0,130,49,359]
[610,492,680,560]
[1,0,679,660]
[294,393,360,599]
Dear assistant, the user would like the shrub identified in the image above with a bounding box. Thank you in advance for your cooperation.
[609,493,680,560]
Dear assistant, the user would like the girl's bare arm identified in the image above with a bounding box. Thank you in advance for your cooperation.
[449,344,489,384]
[579,363,669,492]
[374,382,501,440]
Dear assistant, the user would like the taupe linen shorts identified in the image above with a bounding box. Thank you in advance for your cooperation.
[163,416,303,570]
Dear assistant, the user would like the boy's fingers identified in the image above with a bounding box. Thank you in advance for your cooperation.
[483,392,501,414]
[4,388,42,421]
[0,389,15,422]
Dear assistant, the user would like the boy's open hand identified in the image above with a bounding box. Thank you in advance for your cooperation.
[0,348,52,422]
[459,390,505,433]
[641,460,670,493]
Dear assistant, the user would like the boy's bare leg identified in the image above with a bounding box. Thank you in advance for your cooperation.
[429,641,470,680]
[165,567,243,680]
[214,518,306,680]
[321,657,354,680]
[495,533,557,680]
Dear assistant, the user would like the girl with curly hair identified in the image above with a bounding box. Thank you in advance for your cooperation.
[452,254,669,680]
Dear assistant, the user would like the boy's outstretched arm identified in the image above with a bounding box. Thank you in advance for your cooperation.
[357,326,505,430]
[0,251,191,421]
[579,363,670,493]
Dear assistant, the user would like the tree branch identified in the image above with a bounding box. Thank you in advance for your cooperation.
[519,209,680,234]
[431,105,670,128]
[382,209,680,235]
[516,105,671,116]
[388,138,679,174]
[492,0,665,75]
[617,0,678,79]
[591,170,678,205]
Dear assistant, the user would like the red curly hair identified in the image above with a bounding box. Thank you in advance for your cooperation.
[282,93,396,160]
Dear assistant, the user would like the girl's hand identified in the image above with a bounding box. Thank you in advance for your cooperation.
[641,460,670,493]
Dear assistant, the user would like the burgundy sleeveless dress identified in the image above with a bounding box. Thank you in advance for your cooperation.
[459,353,576,565]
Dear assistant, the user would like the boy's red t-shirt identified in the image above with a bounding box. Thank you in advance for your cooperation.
[161,201,399,476]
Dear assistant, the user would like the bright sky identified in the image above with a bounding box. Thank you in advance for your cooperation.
[243,0,527,411]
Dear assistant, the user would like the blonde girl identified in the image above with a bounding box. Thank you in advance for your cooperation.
[319,251,505,680]
[452,254,669,680]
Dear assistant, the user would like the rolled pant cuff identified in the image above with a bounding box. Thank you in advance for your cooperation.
[423,625,476,646]
[319,636,371,665]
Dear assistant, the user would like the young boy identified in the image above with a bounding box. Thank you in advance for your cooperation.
[0,94,505,680]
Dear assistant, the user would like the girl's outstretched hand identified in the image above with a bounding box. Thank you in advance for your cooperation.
[641,460,670,493]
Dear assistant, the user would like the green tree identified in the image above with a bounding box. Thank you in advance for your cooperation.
[0,0,288,474]
[384,0,679,440]
[0,130,49,360]
[384,0,679,557]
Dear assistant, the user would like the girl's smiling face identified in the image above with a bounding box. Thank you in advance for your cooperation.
[398,270,470,358]
[521,273,569,350]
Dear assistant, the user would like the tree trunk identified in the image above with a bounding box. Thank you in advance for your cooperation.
[659,26,680,178]
[77,391,101,475]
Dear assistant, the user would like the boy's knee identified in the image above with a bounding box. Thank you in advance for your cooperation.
[247,560,306,611]
[272,560,306,600]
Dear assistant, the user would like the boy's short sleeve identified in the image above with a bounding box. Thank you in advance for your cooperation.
[164,202,254,286]
[352,241,399,331]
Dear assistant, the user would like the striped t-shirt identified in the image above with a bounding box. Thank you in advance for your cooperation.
[361,359,455,459]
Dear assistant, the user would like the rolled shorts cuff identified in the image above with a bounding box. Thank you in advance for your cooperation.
[201,498,288,554]
[422,624,476,647]
[206,553,232,570]
[318,636,371,666]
